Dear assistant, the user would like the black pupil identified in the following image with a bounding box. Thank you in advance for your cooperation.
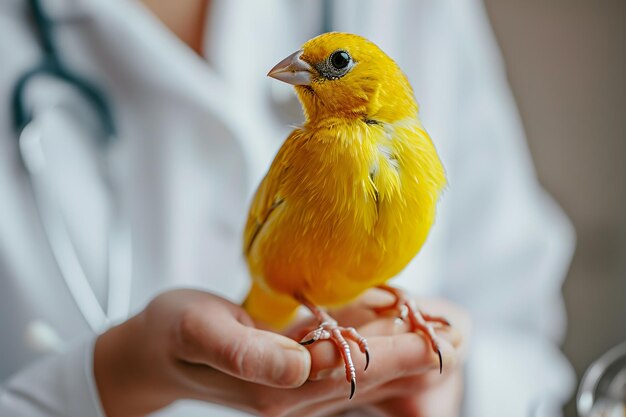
[331,51,350,69]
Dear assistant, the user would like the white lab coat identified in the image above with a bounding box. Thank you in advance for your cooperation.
[0,0,576,416]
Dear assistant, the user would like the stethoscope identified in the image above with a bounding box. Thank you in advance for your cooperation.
[12,0,132,336]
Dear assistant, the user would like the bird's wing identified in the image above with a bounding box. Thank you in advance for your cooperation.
[244,131,300,255]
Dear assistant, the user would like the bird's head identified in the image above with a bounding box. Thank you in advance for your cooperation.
[268,32,417,124]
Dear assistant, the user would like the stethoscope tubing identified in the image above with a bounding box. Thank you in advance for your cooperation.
[13,0,131,334]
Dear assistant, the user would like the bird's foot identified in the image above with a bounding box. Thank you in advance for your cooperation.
[297,298,369,399]
[375,285,450,373]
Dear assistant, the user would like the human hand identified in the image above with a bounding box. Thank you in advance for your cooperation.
[94,289,311,417]
[94,289,468,417]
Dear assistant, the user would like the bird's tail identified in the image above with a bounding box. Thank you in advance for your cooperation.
[243,283,300,329]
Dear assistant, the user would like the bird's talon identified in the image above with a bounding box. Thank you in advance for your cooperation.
[295,298,368,399]
[299,338,315,345]
[437,347,443,374]
[374,285,450,376]
[349,377,356,400]
[364,349,370,371]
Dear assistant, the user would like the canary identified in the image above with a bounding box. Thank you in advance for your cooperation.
[243,32,447,398]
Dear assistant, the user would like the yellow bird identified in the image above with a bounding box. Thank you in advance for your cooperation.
[243,32,447,398]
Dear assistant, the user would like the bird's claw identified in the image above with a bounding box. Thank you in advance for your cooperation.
[299,326,331,345]
[375,285,450,374]
[436,347,443,374]
[350,377,356,400]
[298,321,368,399]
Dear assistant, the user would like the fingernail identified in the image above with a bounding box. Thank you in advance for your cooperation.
[274,342,311,387]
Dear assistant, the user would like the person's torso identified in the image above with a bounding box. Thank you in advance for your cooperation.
[0,1,460,415]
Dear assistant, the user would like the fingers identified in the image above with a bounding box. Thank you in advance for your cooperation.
[307,310,461,381]
[373,367,464,417]
[308,329,456,383]
[294,362,463,417]
[246,331,455,413]
[368,397,425,417]
[169,292,465,417]
[174,295,311,388]
[307,295,471,379]
[165,290,470,416]
[173,327,440,416]
[358,316,463,347]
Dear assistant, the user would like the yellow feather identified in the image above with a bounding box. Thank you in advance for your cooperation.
[243,33,446,328]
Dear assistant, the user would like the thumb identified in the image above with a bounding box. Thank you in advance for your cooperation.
[218,326,312,388]
[177,300,311,388]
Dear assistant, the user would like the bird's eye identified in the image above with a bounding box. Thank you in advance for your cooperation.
[316,50,354,80]
[330,51,351,70]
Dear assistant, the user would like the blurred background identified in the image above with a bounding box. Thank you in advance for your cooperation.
[483,0,626,415]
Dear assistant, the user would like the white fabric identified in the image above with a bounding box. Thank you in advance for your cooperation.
[0,0,575,416]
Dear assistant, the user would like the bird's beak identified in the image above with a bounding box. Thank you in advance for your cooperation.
[267,50,313,86]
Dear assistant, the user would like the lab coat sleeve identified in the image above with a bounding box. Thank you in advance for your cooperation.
[437,1,577,416]
[0,337,105,417]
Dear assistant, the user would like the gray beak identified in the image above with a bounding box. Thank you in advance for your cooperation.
[267,50,313,86]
